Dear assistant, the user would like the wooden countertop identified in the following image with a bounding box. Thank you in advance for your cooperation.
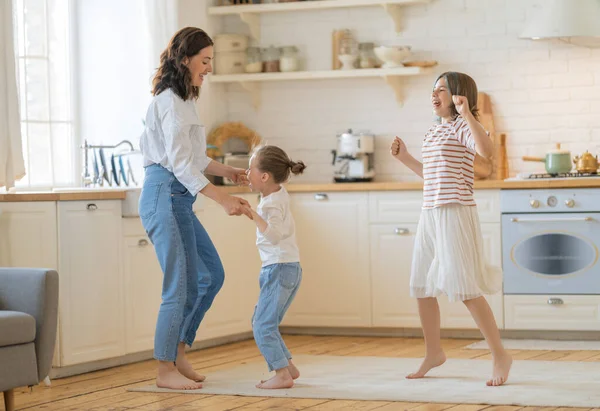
[219,178,600,194]
[2,178,599,201]
[0,190,127,202]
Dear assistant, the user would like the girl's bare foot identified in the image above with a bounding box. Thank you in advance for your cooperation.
[257,368,294,389]
[157,362,202,390]
[487,352,512,386]
[176,344,205,382]
[406,351,446,379]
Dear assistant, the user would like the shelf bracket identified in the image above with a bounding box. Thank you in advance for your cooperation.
[240,13,261,41]
[382,4,403,33]
[240,81,261,109]
[382,75,404,107]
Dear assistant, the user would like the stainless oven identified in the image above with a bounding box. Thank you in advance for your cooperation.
[501,189,600,294]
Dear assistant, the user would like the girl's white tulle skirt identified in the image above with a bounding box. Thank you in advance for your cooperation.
[410,203,502,302]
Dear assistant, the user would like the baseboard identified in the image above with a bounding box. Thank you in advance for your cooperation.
[279,326,600,341]
[50,331,253,379]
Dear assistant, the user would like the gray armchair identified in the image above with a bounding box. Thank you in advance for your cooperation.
[0,268,58,411]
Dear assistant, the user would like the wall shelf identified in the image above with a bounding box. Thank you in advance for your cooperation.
[209,66,433,108]
[209,0,431,40]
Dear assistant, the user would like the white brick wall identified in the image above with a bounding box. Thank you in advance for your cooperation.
[211,0,600,182]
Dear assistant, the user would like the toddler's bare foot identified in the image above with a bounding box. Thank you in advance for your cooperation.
[487,352,512,386]
[406,351,446,379]
[257,368,294,389]
[157,363,202,390]
[261,360,299,383]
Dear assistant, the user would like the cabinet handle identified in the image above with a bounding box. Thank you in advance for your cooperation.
[138,239,149,246]
[547,298,564,305]
[314,193,328,201]
[395,228,409,235]
[86,203,97,211]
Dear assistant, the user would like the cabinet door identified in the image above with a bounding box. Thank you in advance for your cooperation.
[123,231,163,354]
[194,193,261,340]
[0,202,57,269]
[439,222,504,329]
[283,192,371,327]
[58,200,125,365]
[370,224,421,327]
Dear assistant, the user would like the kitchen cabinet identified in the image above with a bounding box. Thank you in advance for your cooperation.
[57,200,125,366]
[283,192,371,327]
[370,223,421,327]
[122,219,163,354]
[194,193,261,340]
[369,190,503,330]
[0,201,57,269]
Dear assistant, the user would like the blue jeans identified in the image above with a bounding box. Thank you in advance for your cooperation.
[139,164,224,362]
[252,262,302,371]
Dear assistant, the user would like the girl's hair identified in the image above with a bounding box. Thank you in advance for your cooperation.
[152,27,213,101]
[253,145,306,184]
[435,71,479,120]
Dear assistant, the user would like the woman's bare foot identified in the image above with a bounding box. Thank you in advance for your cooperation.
[406,351,446,379]
[157,361,202,390]
[487,352,512,386]
[176,344,205,382]
[257,368,294,389]
[288,360,300,380]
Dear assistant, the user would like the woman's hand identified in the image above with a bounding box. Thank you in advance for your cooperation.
[219,194,253,219]
[227,167,249,186]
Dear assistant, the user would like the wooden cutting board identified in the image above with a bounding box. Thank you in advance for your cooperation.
[473,92,508,180]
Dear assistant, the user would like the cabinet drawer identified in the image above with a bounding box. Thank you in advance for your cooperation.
[474,190,500,223]
[368,190,500,224]
[368,191,423,223]
[504,295,600,331]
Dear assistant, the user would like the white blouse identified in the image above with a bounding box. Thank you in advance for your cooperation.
[139,88,211,196]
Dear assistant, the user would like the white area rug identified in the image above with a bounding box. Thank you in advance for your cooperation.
[129,355,600,407]
[466,339,600,351]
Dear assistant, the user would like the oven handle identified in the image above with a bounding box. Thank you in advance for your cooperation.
[510,217,595,223]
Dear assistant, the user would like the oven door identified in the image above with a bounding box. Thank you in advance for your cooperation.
[502,213,600,294]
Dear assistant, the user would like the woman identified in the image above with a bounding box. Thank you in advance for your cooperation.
[139,27,252,390]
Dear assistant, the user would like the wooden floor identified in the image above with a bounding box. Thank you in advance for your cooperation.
[6,335,600,411]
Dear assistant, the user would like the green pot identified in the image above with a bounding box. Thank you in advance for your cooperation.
[522,143,572,175]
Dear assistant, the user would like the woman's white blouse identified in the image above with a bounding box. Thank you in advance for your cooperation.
[140,88,211,196]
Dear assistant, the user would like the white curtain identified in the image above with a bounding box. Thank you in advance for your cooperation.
[0,0,25,189]
[142,0,179,83]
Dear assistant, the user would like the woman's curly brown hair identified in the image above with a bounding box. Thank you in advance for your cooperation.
[152,27,213,101]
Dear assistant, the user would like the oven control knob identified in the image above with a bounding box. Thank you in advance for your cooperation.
[529,199,540,208]
[565,199,575,208]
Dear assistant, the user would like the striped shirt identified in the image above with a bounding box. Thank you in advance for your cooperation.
[422,116,477,209]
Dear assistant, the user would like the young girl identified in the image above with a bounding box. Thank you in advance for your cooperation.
[245,145,306,389]
[391,72,512,386]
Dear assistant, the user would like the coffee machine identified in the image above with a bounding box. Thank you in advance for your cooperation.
[331,129,375,182]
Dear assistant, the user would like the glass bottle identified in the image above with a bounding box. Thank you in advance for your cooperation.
[358,42,377,69]
[245,46,263,73]
[262,45,281,73]
[280,46,299,72]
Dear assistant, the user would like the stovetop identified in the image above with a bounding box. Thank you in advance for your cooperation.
[526,172,599,179]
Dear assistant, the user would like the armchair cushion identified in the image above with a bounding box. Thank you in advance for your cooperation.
[0,311,36,347]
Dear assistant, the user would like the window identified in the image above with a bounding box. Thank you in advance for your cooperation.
[13,0,75,188]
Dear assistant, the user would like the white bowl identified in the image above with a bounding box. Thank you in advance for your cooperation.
[374,46,412,68]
